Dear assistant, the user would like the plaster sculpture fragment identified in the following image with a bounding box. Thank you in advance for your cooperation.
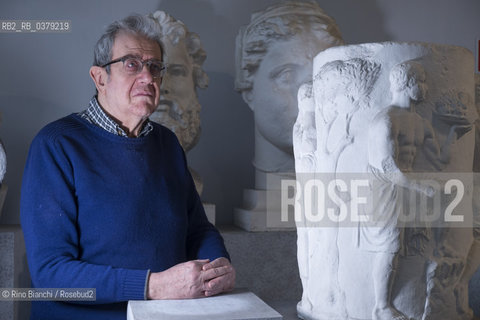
[293,42,479,320]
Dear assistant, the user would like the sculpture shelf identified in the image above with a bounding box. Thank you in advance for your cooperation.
[293,42,479,320]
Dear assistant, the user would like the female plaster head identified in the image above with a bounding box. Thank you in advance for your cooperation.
[235,1,343,171]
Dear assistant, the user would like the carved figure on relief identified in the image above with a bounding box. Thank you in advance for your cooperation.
[293,58,382,320]
[314,58,381,173]
[363,60,439,320]
[235,0,343,185]
[362,60,473,320]
[293,82,316,173]
[431,91,474,171]
[151,11,208,193]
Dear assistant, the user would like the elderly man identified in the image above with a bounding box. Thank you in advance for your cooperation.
[20,14,234,320]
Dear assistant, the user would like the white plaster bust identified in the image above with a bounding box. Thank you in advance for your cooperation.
[293,42,479,320]
[151,11,209,194]
[235,0,343,189]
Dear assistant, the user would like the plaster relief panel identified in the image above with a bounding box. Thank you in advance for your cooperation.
[293,42,478,320]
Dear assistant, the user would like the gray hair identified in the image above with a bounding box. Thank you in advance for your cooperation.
[153,11,208,89]
[235,1,344,92]
[389,60,425,92]
[93,13,164,73]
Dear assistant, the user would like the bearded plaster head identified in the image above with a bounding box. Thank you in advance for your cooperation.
[151,11,208,152]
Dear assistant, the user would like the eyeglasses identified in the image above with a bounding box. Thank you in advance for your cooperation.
[101,55,167,79]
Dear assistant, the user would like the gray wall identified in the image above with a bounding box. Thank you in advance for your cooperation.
[0,0,479,226]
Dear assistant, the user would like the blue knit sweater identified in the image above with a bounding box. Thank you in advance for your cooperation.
[20,114,229,320]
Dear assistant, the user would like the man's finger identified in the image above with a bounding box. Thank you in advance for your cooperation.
[202,257,229,271]
[204,278,224,297]
[205,289,221,297]
[202,265,232,281]
[207,273,234,290]
[204,275,234,297]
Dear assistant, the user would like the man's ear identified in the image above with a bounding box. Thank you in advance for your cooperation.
[90,66,107,93]
[241,91,254,110]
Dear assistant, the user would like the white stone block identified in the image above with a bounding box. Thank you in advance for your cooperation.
[127,289,282,320]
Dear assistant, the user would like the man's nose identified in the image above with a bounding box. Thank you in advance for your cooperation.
[137,65,155,83]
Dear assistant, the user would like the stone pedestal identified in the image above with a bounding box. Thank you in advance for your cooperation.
[127,289,282,320]
[234,172,297,232]
[233,189,268,231]
[234,188,296,232]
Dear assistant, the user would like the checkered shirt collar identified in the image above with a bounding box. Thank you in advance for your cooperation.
[79,96,153,137]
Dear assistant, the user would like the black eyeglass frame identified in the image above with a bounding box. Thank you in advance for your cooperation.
[101,55,167,79]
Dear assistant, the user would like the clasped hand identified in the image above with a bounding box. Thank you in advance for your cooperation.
[147,257,235,299]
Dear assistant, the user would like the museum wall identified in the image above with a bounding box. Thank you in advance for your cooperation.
[0,0,478,226]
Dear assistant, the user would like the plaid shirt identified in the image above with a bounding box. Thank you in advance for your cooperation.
[78,96,153,138]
